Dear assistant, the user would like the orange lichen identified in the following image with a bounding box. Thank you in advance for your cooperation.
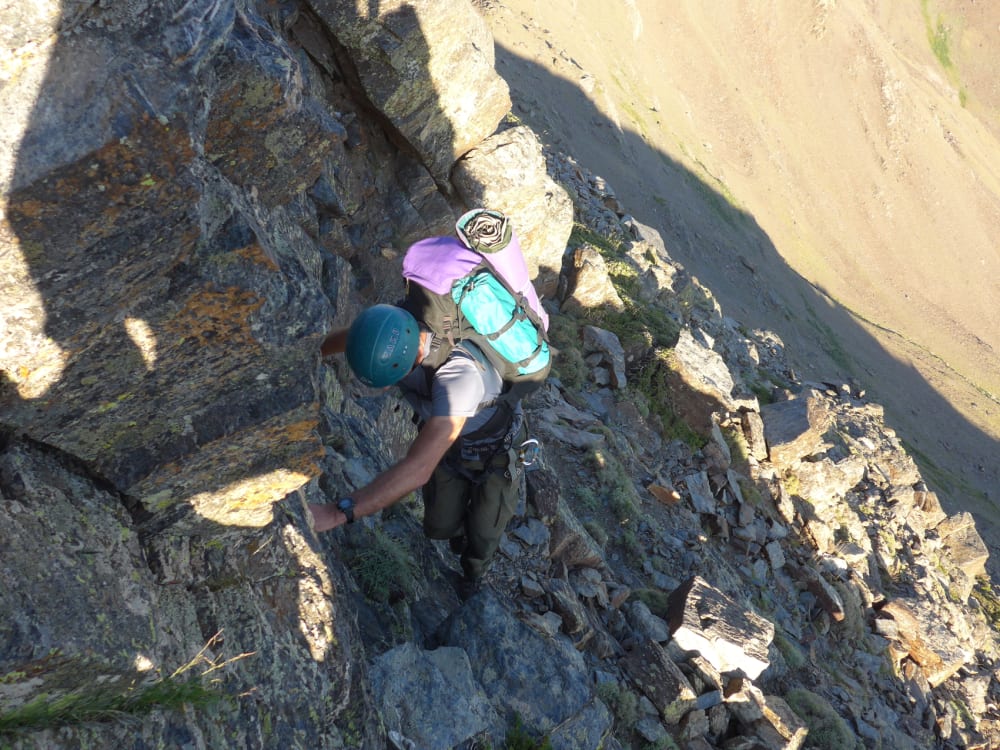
[235,242,280,272]
[164,286,265,349]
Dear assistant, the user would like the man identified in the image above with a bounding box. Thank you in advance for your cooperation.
[308,303,525,599]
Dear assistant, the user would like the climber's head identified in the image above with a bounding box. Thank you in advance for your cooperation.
[345,304,421,388]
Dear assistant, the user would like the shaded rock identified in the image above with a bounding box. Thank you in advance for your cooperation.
[662,329,757,434]
[440,590,612,748]
[624,600,671,643]
[526,465,561,524]
[622,639,698,724]
[795,565,845,621]
[549,498,607,569]
[741,410,768,461]
[370,643,499,750]
[684,471,717,514]
[546,577,590,635]
[534,419,607,451]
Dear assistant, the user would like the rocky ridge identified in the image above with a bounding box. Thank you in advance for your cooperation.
[1,1,999,749]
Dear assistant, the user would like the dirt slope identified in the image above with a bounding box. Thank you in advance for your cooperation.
[481,0,1000,552]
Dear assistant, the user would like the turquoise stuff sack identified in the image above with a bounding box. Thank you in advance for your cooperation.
[451,269,549,376]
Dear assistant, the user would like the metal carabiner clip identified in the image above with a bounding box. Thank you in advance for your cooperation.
[517,438,540,467]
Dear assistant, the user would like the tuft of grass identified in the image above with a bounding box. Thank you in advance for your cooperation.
[501,715,553,750]
[568,223,627,256]
[773,630,808,671]
[547,313,588,389]
[347,527,417,603]
[630,588,673,620]
[631,351,707,449]
[0,677,220,733]
[929,17,952,69]
[0,635,242,734]
[785,688,860,750]
[583,520,609,547]
[596,682,639,730]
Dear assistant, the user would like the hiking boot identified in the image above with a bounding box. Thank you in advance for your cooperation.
[457,575,483,602]
[448,535,467,556]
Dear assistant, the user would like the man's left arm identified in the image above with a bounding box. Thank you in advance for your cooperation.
[321,327,349,357]
[309,414,464,532]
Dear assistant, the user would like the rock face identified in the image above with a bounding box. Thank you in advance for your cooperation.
[2,1,1000,750]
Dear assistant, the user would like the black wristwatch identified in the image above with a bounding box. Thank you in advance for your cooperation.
[337,497,356,524]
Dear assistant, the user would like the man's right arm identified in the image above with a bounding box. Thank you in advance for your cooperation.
[308,414,464,532]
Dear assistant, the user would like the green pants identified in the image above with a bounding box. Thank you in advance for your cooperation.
[422,440,522,580]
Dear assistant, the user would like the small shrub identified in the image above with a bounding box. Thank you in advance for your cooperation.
[619,528,644,566]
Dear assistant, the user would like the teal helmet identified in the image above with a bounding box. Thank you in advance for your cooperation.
[345,305,420,387]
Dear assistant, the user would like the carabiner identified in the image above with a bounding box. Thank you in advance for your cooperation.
[517,438,540,467]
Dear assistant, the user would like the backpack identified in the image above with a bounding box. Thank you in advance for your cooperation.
[400,222,550,406]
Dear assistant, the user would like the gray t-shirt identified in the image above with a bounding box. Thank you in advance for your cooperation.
[397,343,505,437]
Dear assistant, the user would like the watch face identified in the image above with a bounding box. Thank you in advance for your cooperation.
[337,497,355,522]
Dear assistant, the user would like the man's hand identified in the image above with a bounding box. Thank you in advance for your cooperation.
[308,502,345,533]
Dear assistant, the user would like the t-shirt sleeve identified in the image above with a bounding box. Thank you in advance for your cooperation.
[430,356,486,417]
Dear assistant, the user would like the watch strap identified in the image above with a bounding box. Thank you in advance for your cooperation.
[338,497,355,524]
